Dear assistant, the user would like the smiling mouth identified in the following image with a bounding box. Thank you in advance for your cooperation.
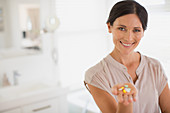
[120,41,135,47]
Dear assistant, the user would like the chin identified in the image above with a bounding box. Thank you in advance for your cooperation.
[121,50,134,55]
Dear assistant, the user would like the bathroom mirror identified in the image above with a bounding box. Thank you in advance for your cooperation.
[0,0,42,59]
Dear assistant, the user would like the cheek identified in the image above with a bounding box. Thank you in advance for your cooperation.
[134,32,144,40]
[136,35,143,41]
[137,32,144,39]
[113,31,123,39]
[113,33,123,44]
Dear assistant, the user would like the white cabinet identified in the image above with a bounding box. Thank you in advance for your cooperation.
[22,98,59,113]
[0,87,69,113]
[1,108,21,113]
[1,96,68,113]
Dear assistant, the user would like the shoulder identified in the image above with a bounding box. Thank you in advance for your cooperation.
[85,60,106,83]
[84,56,114,95]
[143,55,161,68]
[142,54,167,78]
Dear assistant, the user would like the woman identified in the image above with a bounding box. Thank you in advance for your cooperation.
[84,0,170,113]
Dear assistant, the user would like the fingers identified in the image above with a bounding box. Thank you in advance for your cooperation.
[128,94,133,103]
[132,93,137,102]
[111,83,138,105]
[117,93,132,105]
[117,92,123,103]
[130,89,137,102]
[123,94,129,105]
[111,84,123,95]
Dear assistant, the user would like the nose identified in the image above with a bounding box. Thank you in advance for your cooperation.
[125,31,133,42]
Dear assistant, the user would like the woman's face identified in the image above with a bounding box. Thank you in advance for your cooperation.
[107,14,144,55]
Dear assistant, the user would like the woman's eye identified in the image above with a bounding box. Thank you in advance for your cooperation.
[118,27,125,31]
[134,29,141,32]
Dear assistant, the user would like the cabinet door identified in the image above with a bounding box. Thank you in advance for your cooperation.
[22,98,59,113]
[1,108,21,113]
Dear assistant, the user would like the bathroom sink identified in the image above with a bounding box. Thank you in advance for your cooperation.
[0,83,51,101]
[0,83,68,112]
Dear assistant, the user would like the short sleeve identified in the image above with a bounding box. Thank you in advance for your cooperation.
[156,62,168,96]
[84,64,114,97]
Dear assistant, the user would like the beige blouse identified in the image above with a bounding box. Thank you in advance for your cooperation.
[84,53,168,113]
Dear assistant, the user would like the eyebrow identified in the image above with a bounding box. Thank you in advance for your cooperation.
[117,25,126,27]
[117,24,142,29]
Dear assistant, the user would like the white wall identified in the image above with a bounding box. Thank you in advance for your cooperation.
[54,0,113,89]
[0,0,170,89]
[57,30,112,89]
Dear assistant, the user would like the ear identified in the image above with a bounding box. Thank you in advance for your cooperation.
[107,23,112,33]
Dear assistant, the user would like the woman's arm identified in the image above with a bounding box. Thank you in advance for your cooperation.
[88,83,137,113]
[159,83,170,113]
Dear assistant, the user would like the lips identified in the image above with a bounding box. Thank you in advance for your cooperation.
[120,41,134,47]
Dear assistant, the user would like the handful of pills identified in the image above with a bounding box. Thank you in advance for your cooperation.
[119,85,131,93]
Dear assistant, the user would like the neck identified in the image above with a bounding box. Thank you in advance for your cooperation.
[110,49,139,67]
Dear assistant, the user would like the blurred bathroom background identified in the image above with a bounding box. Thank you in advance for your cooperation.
[0,0,170,113]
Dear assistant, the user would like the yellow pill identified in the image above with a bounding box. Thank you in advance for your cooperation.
[123,89,126,93]
[121,87,124,89]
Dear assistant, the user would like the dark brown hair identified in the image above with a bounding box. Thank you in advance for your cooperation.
[106,0,148,30]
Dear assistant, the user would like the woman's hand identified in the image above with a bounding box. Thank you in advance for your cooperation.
[111,83,138,106]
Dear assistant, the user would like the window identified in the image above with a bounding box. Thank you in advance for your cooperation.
[55,0,106,32]
[136,0,165,6]
[55,0,109,89]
